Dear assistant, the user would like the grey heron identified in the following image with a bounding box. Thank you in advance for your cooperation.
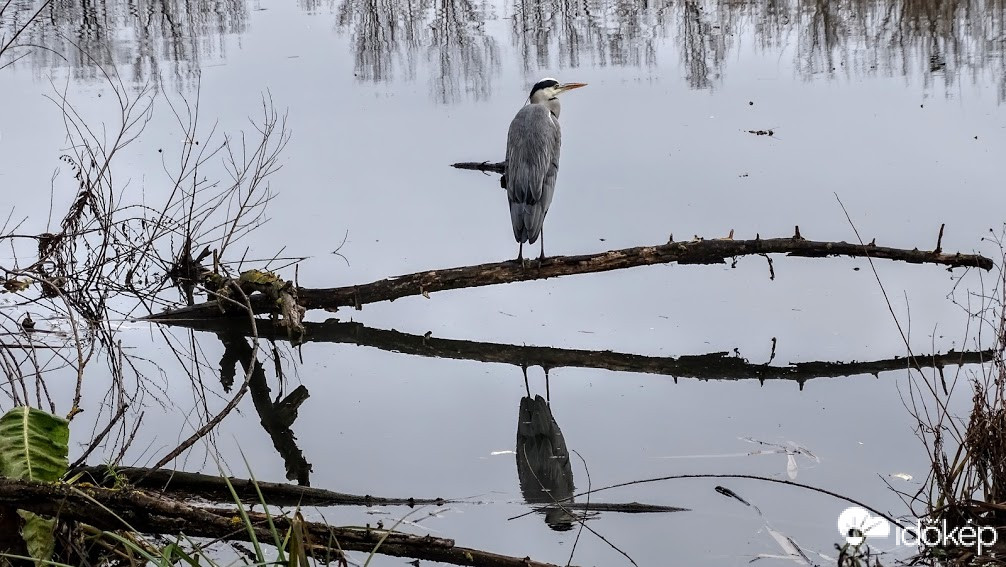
[505,78,586,264]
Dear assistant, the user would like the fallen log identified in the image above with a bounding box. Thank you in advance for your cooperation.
[145,231,992,321]
[152,317,993,386]
[0,479,569,567]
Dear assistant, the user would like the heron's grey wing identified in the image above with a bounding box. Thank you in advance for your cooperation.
[539,122,561,218]
[505,105,561,244]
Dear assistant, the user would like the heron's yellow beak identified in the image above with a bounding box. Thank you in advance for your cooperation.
[557,82,587,93]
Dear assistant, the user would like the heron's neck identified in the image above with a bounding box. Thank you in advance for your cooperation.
[529,90,561,117]
[542,97,561,118]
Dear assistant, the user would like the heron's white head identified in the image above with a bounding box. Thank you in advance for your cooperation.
[528,78,587,105]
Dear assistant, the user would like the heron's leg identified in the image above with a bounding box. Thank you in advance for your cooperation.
[518,242,526,269]
[522,364,530,398]
[539,229,546,261]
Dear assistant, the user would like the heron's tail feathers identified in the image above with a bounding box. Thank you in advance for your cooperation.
[510,202,546,244]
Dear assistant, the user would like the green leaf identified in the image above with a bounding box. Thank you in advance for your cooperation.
[0,406,69,482]
[161,542,201,566]
[17,510,55,563]
[0,408,69,565]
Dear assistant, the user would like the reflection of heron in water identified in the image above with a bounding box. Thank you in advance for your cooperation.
[522,364,551,401]
[516,393,577,530]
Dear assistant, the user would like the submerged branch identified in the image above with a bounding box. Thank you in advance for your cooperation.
[70,465,684,514]
[147,232,992,320]
[72,465,445,506]
[150,318,992,384]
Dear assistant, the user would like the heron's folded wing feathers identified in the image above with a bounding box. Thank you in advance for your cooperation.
[505,105,561,243]
[506,105,559,204]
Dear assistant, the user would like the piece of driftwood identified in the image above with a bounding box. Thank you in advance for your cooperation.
[152,317,992,385]
[145,232,992,321]
[0,479,568,567]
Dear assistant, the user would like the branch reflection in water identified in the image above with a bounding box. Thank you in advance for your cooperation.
[218,332,314,486]
[155,316,992,385]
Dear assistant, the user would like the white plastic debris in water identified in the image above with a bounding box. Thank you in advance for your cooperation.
[739,437,820,479]
[786,441,820,463]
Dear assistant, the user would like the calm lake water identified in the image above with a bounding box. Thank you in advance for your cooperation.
[2,0,1006,563]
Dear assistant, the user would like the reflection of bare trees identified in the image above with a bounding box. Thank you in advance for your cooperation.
[2,0,247,85]
[721,0,1006,95]
[803,0,1006,98]
[510,0,669,73]
[509,0,722,89]
[8,0,1005,97]
[335,0,422,83]
[428,0,499,101]
[506,0,1006,94]
[678,0,727,89]
[335,0,500,102]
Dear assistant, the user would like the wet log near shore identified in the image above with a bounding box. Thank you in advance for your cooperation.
[155,317,993,386]
[0,478,569,567]
[69,465,684,514]
[146,230,992,321]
